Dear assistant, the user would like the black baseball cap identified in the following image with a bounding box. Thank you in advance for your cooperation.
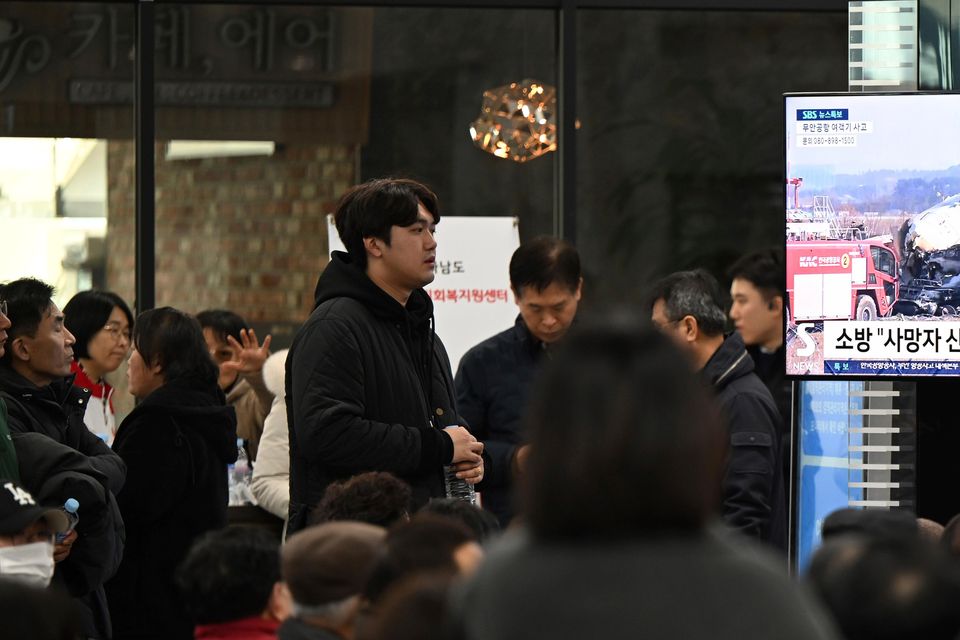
[0,481,69,536]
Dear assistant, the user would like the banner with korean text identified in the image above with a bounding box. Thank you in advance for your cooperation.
[326,215,520,372]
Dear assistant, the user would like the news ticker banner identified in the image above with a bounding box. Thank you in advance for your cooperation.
[326,215,521,372]
[822,320,960,375]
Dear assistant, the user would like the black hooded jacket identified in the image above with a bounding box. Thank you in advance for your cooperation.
[105,379,238,640]
[286,251,457,534]
[0,364,126,490]
[702,332,788,551]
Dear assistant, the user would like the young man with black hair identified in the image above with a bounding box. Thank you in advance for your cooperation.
[286,178,483,535]
[197,309,273,461]
[455,236,582,525]
[649,269,786,551]
[727,248,791,435]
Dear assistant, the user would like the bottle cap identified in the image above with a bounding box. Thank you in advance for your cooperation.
[64,498,80,514]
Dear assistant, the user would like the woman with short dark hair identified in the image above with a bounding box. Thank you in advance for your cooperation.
[63,290,134,441]
[105,307,238,640]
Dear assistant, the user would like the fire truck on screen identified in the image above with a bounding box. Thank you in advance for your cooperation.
[787,238,898,323]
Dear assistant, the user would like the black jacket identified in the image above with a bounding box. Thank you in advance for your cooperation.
[702,333,788,551]
[14,432,126,640]
[105,380,237,640]
[286,252,457,535]
[455,316,543,526]
[0,365,126,492]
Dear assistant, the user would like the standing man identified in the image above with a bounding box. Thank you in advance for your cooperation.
[286,178,483,535]
[727,249,791,450]
[0,278,126,638]
[455,237,582,526]
[649,269,786,550]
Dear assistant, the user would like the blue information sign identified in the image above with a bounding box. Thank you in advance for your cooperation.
[795,381,863,571]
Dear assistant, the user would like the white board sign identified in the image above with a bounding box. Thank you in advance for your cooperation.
[326,215,520,372]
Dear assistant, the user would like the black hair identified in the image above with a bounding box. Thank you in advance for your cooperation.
[175,525,281,625]
[420,498,501,543]
[646,269,728,337]
[726,248,786,301]
[0,578,83,640]
[362,514,475,605]
[0,278,55,364]
[133,307,218,388]
[63,290,134,360]
[310,471,412,528]
[522,317,725,541]
[196,309,248,346]
[369,573,454,640]
[333,178,440,270]
[509,236,581,295]
[806,534,960,640]
[821,507,918,542]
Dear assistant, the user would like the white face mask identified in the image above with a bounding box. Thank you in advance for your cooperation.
[0,541,55,588]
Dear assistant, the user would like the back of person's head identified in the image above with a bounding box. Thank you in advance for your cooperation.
[133,307,218,387]
[420,498,501,543]
[726,248,786,301]
[367,573,455,640]
[196,309,248,345]
[175,525,282,626]
[0,578,83,640]
[917,517,945,543]
[62,290,134,360]
[821,507,918,542]
[646,269,728,338]
[941,512,960,557]
[282,521,386,618]
[334,178,440,270]
[0,278,55,364]
[310,472,412,528]
[522,318,726,541]
[806,534,960,640]
[363,514,477,605]
[509,236,581,295]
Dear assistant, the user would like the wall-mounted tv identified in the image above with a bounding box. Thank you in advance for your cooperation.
[786,92,960,377]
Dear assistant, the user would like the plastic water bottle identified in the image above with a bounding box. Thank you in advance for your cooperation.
[55,498,79,544]
[443,465,478,505]
[227,438,255,506]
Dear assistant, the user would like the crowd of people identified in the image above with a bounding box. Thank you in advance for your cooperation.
[1,176,959,640]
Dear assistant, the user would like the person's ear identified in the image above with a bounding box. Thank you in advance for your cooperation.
[680,315,699,343]
[266,581,293,622]
[363,236,384,259]
[9,336,30,363]
[768,296,783,314]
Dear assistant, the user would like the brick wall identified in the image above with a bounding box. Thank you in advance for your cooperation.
[106,141,356,323]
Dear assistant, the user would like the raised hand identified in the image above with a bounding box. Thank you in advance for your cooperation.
[221,328,272,376]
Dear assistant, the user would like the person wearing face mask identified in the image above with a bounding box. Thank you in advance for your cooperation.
[0,479,69,589]
[63,290,135,444]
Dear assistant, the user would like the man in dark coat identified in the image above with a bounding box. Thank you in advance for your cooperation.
[728,248,792,486]
[286,178,484,535]
[649,269,787,551]
[0,278,126,638]
[455,237,582,526]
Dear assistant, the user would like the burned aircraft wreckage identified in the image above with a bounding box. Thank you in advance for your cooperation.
[894,194,960,316]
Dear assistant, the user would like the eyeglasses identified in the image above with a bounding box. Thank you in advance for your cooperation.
[0,299,7,316]
[102,322,132,342]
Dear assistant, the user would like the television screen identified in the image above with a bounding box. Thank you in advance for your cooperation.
[786,92,960,377]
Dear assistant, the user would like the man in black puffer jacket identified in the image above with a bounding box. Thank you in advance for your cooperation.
[649,269,787,552]
[286,178,484,535]
[0,278,126,639]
